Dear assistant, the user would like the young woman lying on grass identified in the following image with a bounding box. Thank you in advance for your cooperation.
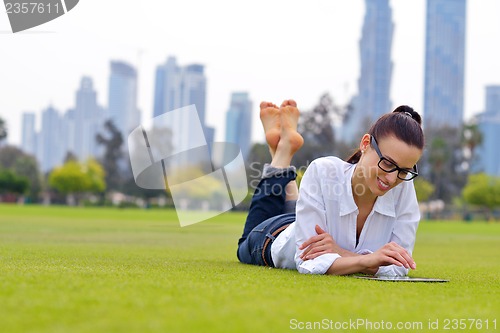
[237,100,424,276]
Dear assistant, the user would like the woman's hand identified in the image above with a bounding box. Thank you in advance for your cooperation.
[299,225,341,260]
[360,242,417,270]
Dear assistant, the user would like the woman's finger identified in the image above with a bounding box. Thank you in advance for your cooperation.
[299,234,326,250]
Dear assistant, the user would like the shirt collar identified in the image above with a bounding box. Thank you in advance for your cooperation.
[339,163,396,218]
[339,163,358,216]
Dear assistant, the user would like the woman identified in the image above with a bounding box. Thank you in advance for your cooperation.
[237,99,424,276]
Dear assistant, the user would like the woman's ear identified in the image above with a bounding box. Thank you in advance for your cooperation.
[359,134,371,152]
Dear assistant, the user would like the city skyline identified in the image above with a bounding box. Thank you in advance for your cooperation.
[423,0,467,129]
[1,0,499,147]
[225,92,253,160]
[342,0,394,143]
[22,77,107,172]
[476,86,500,176]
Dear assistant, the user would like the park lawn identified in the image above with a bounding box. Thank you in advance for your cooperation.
[0,205,499,333]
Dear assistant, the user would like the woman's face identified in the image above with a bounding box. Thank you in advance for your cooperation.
[357,134,422,197]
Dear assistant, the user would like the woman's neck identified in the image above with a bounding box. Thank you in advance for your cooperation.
[352,165,377,208]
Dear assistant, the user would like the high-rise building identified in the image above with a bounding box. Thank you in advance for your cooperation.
[61,108,76,159]
[153,56,215,153]
[475,86,500,176]
[225,92,253,160]
[72,77,105,161]
[423,0,467,129]
[342,0,394,143]
[108,61,141,142]
[21,112,36,156]
[20,76,107,172]
[39,106,63,172]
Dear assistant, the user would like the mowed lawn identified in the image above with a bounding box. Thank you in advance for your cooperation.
[0,205,499,333]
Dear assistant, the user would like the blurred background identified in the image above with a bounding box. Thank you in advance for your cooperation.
[1,0,499,220]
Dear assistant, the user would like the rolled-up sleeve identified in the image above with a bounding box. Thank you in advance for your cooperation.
[294,162,341,274]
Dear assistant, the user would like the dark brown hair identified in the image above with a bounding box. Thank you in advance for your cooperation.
[346,105,424,164]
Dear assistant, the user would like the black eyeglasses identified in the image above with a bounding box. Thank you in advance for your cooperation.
[370,136,418,181]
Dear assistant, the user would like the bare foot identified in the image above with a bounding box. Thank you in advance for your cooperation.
[279,100,304,155]
[260,101,281,157]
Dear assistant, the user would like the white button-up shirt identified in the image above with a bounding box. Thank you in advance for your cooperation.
[271,156,420,276]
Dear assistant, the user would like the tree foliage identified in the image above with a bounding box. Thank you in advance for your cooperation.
[49,159,106,196]
[413,178,435,202]
[0,145,41,201]
[0,117,7,143]
[294,93,352,167]
[169,166,225,200]
[461,123,483,157]
[0,169,29,195]
[96,120,124,191]
[423,126,467,203]
[462,173,500,217]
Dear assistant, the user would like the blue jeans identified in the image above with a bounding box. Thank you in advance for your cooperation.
[237,169,297,267]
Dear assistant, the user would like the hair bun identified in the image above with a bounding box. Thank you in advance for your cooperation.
[393,105,422,125]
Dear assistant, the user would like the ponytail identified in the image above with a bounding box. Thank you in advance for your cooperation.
[346,105,424,164]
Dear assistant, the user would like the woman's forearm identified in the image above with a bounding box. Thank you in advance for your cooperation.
[325,256,379,276]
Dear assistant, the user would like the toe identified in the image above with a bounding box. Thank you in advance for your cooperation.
[281,99,297,108]
[260,101,276,110]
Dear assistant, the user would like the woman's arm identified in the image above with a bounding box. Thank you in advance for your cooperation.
[299,225,378,275]
[294,161,342,274]
[296,165,420,276]
[326,242,416,275]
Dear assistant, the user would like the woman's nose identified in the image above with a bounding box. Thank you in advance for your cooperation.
[385,171,398,184]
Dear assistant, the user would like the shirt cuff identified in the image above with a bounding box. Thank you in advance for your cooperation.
[375,265,409,277]
[356,249,373,255]
[297,253,341,274]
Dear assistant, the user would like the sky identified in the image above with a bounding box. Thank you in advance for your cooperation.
[1,0,499,147]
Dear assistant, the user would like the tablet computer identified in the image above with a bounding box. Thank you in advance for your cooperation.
[353,276,449,282]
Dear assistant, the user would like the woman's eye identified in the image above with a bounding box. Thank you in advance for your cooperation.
[381,160,395,169]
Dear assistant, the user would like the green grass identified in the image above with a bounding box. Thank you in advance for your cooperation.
[0,205,499,333]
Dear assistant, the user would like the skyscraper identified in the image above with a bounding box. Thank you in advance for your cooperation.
[475,86,500,176]
[21,77,105,173]
[108,61,141,142]
[39,106,63,172]
[423,0,467,129]
[153,56,215,152]
[342,0,394,143]
[21,112,36,156]
[72,77,104,161]
[225,92,253,160]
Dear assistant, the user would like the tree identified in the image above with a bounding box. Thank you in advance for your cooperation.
[63,151,78,163]
[96,120,124,191]
[49,159,106,205]
[294,93,352,168]
[0,145,41,202]
[423,126,467,203]
[0,169,29,198]
[462,173,500,220]
[168,166,226,209]
[462,123,483,156]
[413,178,435,202]
[0,117,7,144]
[461,122,483,170]
[245,143,270,190]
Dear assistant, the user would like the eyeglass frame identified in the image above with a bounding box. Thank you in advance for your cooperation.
[369,135,419,181]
